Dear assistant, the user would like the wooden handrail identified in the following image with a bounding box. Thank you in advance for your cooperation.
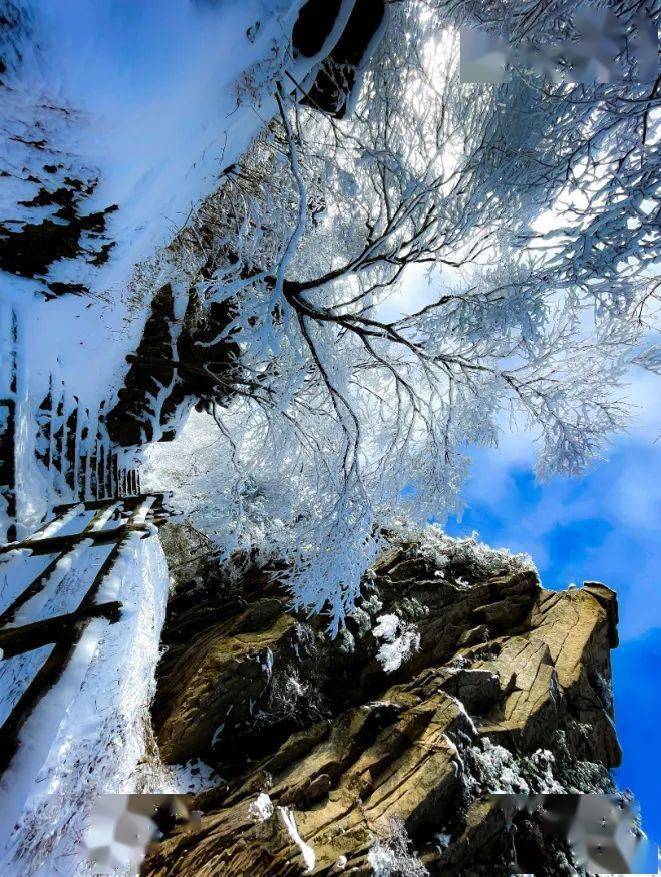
[0,601,122,660]
[0,501,147,774]
[0,523,151,556]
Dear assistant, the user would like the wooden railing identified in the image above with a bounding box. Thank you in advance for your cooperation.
[0,301,142,541]
[0,493,171,776]
[35,378,141,504]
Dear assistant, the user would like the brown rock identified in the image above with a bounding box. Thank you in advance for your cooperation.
[143,534,622,876]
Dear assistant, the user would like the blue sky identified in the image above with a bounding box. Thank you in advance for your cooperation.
[444,366,661,842]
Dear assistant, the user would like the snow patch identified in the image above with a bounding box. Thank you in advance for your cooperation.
[373,613,420,674]
[279,806,315,872]
[163,759,218,796]
[249,792,274,822]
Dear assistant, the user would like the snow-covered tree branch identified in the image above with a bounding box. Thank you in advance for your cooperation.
[140,1,659,630]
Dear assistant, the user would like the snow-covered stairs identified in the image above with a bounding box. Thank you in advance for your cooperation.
[0,494,172,875]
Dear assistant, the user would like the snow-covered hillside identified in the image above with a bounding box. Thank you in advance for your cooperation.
[1,0,359,532]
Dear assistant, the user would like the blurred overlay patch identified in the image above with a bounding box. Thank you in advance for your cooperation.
[493,792,658,874]
[81,794,201,875]
[460,6,658,84]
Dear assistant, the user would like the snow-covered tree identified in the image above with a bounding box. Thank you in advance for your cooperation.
[145,0,659,629]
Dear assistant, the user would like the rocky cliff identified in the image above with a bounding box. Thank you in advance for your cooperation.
[142,525,623,876]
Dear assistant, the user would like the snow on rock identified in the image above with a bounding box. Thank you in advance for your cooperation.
[279,806,316,872]
[248,792,274,823]
[372,613,420,674]
[401,524,537,581]
[136,529,625,875]
[463,737,566,796]
[367,819,428,877]
[158,758,219,797]
[0,528,170,876]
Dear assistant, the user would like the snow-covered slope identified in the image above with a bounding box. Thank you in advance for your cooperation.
[0,0,354,532]
[0,513,170,876]
[3,1,299,299]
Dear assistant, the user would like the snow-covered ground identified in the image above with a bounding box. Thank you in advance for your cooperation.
[2,1,274,414]
[0,503,122,727]
[0,502,171,876]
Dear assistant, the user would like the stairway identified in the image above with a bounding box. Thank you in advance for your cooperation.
[0,494,171,776]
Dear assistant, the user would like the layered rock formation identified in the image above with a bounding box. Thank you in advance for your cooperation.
[143,525,622,876]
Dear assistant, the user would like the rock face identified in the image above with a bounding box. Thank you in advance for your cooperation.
[294,0,387,118]
[105,286,238,448]
[144,526,622,876]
